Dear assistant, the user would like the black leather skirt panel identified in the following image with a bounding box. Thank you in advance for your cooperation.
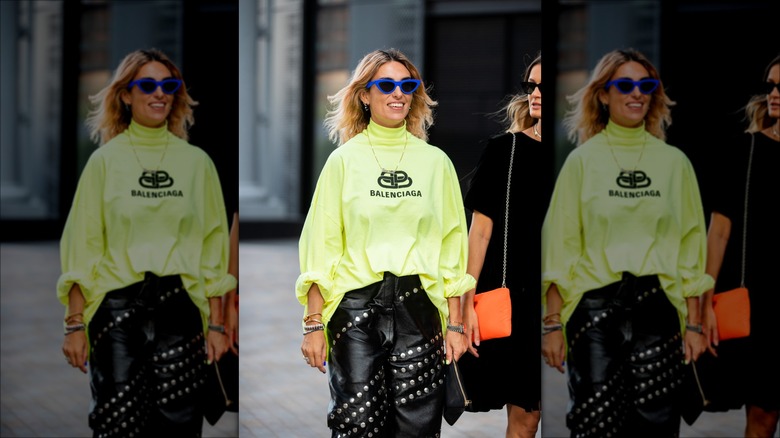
[326,272,445,438]
[88,272,206,438]
[565,273,684,438]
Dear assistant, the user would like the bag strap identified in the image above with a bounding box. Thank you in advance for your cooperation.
[500,133,516,288]
[739,134,754,287]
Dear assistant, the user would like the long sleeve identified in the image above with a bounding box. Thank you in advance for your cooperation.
[439,158,476,298]
[296,152,345,306]
[57,151,106,310]
[677,158,714,297]
[199,157,236,298]
[541,152,583,304]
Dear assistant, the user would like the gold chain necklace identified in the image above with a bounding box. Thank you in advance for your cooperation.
[533,123,541,138]
[128,130,169,177]
[366,129,408,176]
[605,130,646,175]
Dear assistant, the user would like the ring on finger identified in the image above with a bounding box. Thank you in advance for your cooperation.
[304,357,310,363]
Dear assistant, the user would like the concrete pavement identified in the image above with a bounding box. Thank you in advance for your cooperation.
[1,240,755,437]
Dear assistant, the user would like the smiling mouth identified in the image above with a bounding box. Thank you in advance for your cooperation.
[388,103,404,109]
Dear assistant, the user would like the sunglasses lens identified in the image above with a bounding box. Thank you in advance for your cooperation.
[161,80,181,94]
[136,80,157,94]
[638,80,658,94]
[521,82,538,94]
[375,81,395,93]
[614,81,634,94]
[400,80,419,94]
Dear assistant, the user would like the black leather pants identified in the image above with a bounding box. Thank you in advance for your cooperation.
[88,272,206,438]
[565,273,684,438]
[326,273,445,438]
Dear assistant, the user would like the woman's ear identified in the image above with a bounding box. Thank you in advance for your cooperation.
[597,89,608,106]
[120,89,131,106]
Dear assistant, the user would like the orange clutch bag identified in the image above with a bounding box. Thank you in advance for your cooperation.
[712,287,750,341]
[473,287,512,341]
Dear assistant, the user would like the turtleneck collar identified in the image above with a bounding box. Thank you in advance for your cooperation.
[602,120,648,147]
[364,120,409,147]
[126,120,171,147]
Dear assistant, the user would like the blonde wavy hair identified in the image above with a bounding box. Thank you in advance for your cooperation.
[324,48,437,145]
[496,52,541,133]
[563,48,674,145]
[85,48,197,145]
[744,54,780,134]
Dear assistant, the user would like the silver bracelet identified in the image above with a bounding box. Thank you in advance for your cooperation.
[303,323,325,335]
[64,323,86,336]
[208,323,226,334]
[685,323,703,334]
[446,322,465,334]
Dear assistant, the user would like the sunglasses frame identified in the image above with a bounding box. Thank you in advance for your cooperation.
[760,82,780,94]
[366,79,421,95]
[128,78,183,95]
[605,78,660,95]
[520,81,542,95]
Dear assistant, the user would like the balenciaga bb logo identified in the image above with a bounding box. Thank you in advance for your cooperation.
[616,170,651,189]
[378,170,413,189]
[139,170,174,189]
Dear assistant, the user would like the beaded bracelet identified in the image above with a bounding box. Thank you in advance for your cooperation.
[542,323,563,336]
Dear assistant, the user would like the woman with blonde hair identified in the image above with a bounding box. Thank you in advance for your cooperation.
[541,48,712,437]
[298,48,474,436]
[458,52,550,438]
[59,48,235,436]
[701,54,780,438]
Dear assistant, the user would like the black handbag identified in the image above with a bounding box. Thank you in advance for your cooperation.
[442,359,471,426]
[202,349,239,426]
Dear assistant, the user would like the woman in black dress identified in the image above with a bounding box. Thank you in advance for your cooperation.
[459,52,552,437]
[701,54,780,438]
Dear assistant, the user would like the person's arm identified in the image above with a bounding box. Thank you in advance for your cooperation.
[223,211,239,354]
[461,211,492,357]
[541,284,565,373]
[677,158,715,363]
[62,284,88,373]
[58,152,106,374]
[701,212,731,355]
[296,153,345,373]
[201,158,235,364]
[439,157,476,363]
[541,152,583,374]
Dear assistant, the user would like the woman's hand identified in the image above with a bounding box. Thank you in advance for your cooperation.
[301,330,327,373]
[461,299,480,357]
[684,330,707,363]
[62,330,89,374]
[701,299,719,356]
[207,330,229,364]
[445,331,467,363]
[224,294,239,355]
[542,330,566,373]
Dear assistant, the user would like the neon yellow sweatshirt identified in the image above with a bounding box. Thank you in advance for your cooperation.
[296,121,475,333]
[542,122,713,329]
[57,121,236,333]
